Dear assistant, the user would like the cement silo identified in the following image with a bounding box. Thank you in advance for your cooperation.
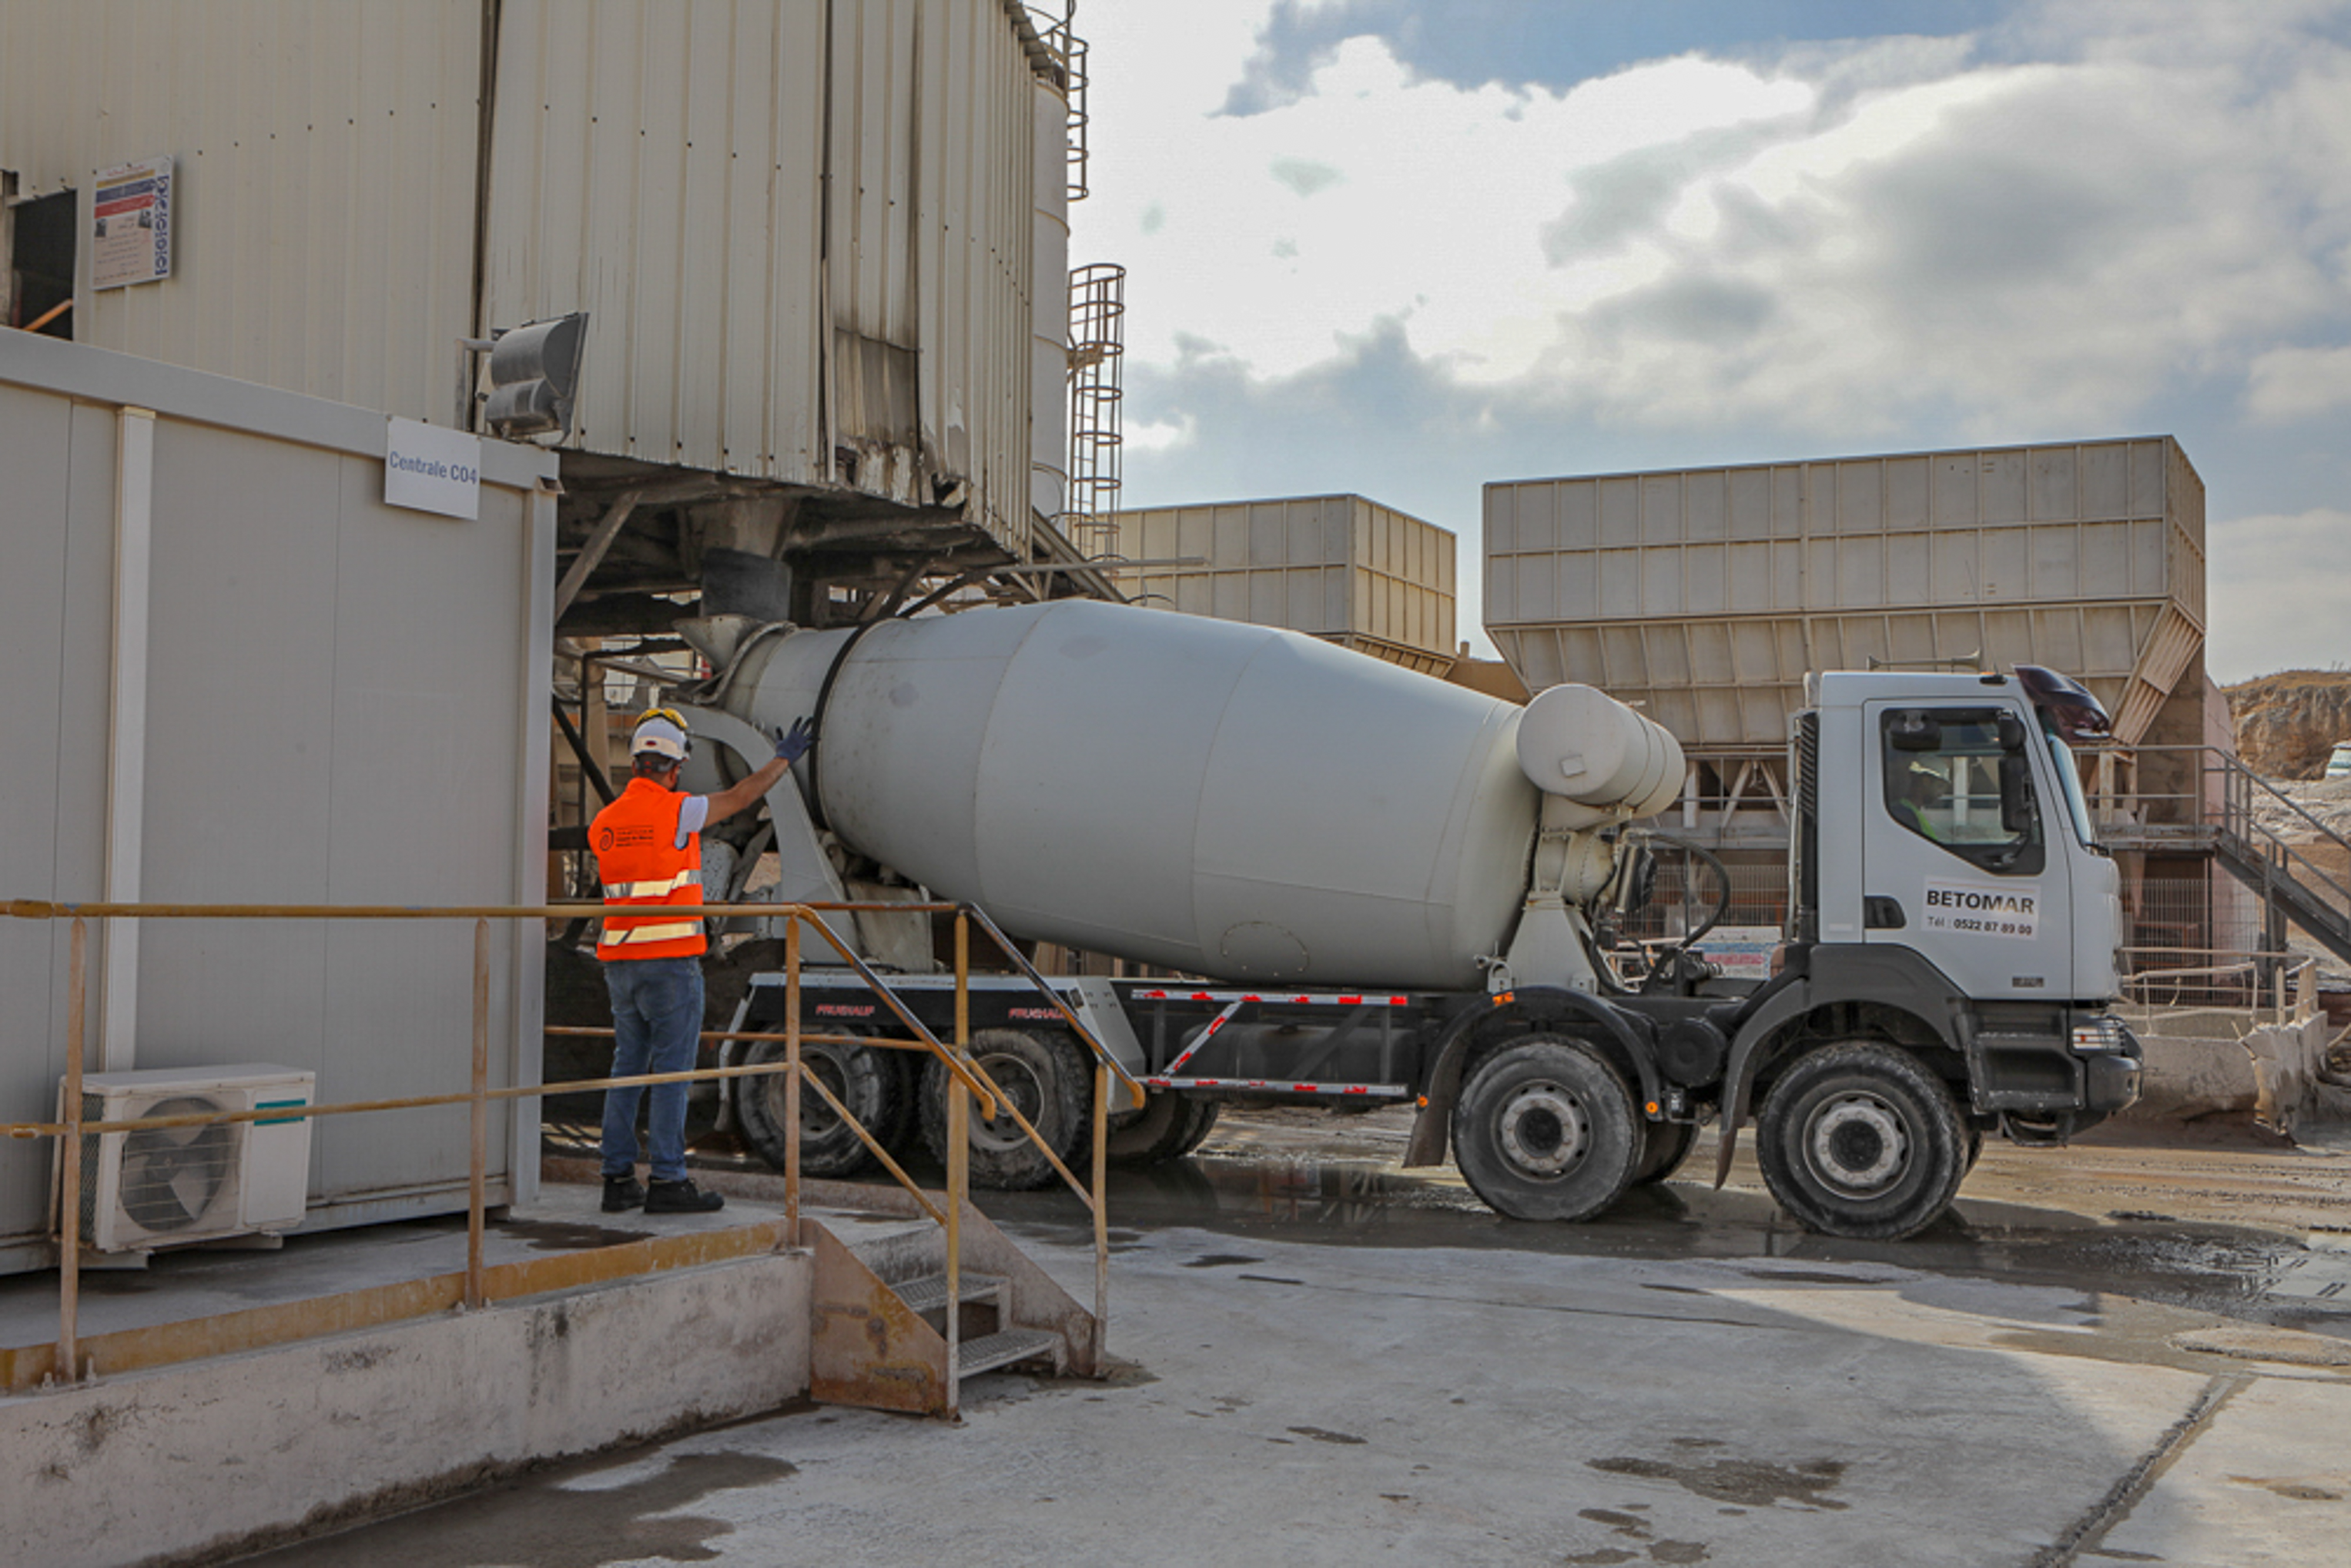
[1107,494,1459,675]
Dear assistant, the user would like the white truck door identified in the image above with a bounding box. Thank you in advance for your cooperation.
[1860,701,2074,1002]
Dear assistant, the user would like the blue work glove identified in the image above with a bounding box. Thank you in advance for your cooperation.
[774,716,815,765]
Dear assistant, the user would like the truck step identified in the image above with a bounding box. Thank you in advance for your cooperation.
[1144,1075,1410,1098]
[895,1271,1007,1316]
[955,1328,1061,1379]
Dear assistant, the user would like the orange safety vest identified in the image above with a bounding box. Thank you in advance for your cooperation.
[590,778,708,960]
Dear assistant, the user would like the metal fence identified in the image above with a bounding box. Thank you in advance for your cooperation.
[0,897,1141,1412]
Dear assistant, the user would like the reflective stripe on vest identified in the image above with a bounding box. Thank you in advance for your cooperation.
[601,869,702,900]
[590,777,708,960]
[598,919,704,947]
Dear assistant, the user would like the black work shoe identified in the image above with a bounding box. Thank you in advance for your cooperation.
[644,1178,724,1214]
[601,1175,647,1212]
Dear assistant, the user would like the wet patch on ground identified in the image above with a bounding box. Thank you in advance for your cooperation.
[243,1449,799,1566]
[496,1218,656,1252]
[1286,1425,1367,1445]
[2230,1472,2347,1501]
[1588,1453,1850,1512]
[1566,1501,1710,1562]
[949,1114,2351,1337]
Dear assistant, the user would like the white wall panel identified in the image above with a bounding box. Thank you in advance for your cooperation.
[0,333,556,1268]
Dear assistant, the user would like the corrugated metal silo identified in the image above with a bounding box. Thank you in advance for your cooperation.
[1110,494,1458,674]
[480,0,1052,556]
[1483,438,2206,753]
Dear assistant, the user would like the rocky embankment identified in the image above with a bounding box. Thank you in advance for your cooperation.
[2228,670,2351,779]
[2215,675,2351,1001]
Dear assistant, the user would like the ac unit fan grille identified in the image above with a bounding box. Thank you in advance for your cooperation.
[81,1092,242,1244]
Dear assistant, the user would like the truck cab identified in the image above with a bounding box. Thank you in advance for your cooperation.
[1702,664,2144,1235]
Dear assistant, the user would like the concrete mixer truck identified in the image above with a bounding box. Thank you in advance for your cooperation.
[652,599,2139,1241]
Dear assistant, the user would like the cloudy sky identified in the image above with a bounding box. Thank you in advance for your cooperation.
[1067,0,2351,682]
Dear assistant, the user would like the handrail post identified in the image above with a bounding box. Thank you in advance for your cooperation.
[946,912,968,1417]
[465,917,489,1311]
[1092,1059,1108,1371]
[785,916,802,1248]
[56,916,87,1385]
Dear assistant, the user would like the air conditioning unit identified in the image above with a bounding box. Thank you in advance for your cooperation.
[57,1064,315,1255]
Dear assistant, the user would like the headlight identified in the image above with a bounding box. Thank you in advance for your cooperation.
[2071,1017,2128,1052]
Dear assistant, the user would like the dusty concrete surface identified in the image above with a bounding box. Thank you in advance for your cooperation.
[241,1111,2351,1568]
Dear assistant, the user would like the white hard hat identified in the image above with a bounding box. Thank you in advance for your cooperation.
[630,712,691,761]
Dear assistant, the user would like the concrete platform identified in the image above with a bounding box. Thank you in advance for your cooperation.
[0,1176,857,1568]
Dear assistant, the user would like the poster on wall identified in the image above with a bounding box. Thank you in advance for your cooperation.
[91,156,173,290]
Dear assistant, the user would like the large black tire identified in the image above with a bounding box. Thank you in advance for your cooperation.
[1631,1116,1698,1186]
[1106,1090,1222,1165]
[734,1038,906,1178]
[1172,1095,1222,1157]
[1754,1042,1969,1240]
[920,1028,1090,1190]
[1451,1038,1642,1222]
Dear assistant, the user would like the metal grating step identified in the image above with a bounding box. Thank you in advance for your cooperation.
[955,1328,1061,1379]
[895,1271,1007,1317]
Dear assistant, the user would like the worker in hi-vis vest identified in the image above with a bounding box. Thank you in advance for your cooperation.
[590,708,814,1213]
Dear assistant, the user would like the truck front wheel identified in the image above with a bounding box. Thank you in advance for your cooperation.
[1451,1038,1641,1222]
[1755,1043,1968,1241]
[919,1028,1090,1190]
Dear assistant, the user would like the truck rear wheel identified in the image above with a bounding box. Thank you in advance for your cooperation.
[1106,1090,1222,1165]
[920,1028,1090,1190]
[1755,1042,1968,1240]
[1631,1117,1697,1185]
[735,1038,908,1179]
[1451,1038,1641,1222]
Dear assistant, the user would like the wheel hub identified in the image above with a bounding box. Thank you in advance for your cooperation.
[1498,1081,1589,1177]
[1805,1092,1908,1195]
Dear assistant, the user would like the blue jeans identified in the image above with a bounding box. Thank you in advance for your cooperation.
[600,955,705,1184]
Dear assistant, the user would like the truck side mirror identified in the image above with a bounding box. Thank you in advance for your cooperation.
[1996,712,2028,753]
[2000,753,2034,833]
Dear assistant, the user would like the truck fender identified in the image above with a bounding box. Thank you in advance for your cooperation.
[1403,986,1664,1169]
[1710,945,1968,1188]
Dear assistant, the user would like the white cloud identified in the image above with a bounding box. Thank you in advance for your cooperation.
[1123,414,1196,454]
[2206,509,2351,682]
[1076,4,2351,435]
[2246,343,2351,420]
[1070,2,2351,676]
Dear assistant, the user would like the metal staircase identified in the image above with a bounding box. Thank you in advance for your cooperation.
[2098,747,2351,969]
[804,1189,1100,1417]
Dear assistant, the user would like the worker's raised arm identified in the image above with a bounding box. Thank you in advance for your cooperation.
[703,718,813,825]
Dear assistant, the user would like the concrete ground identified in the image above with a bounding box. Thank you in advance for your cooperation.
[233,1113,2351,1568]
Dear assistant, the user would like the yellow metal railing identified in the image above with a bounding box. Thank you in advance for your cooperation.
[1,897,1144,1408]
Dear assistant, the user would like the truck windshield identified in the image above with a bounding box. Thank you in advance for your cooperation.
[2041,713,2099,849]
